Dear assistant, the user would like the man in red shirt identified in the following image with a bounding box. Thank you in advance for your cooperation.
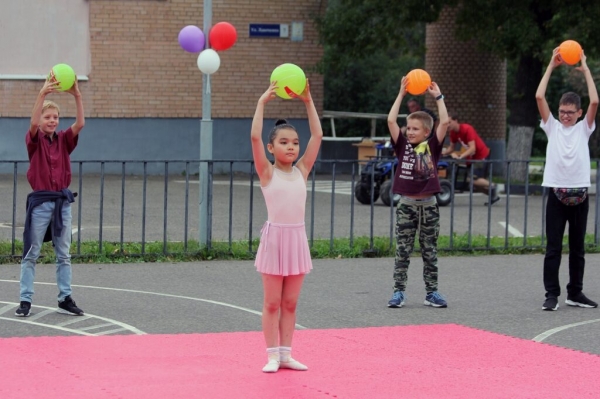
[442,113,500,205]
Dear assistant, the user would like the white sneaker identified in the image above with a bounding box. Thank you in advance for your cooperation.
[262,359,280,373]
[279,358,308,371]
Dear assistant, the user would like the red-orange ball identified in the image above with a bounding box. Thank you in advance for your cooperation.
[559,40,582,65]
[406,69,431,95]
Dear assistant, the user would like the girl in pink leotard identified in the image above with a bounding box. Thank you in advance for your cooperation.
[251,80,322,373]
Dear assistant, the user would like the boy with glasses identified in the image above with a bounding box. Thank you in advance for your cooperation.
[535,47,599,311]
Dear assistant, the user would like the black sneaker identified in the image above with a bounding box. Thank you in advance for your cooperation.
[485,187,501,206]
[15,301,31,317]
[57,296,84,316]
[566,293,598,308]
[542,297,559,311]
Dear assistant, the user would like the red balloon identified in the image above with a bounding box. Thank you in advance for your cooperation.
[209,22,237,51]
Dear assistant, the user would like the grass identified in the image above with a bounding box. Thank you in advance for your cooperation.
[1,234,598,264]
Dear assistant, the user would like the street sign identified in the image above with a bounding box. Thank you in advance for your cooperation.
[249,24,289,38]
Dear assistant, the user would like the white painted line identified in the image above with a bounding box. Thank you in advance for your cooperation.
[532,319,600,342]
[0,317,96,336]
[0,279,307,330]
[0,303,16,315]
[26,308,56,321]
[94,327,129,336]
[0,300,145,335]
[62,312,146,335]
[65,283,309,330]
[55,315,92,327]
[77,322,116,331]
[498,222,524,237]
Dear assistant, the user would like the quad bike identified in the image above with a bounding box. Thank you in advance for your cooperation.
[435,159,471,206]
[354,142,400,206]
[354,146,468,207]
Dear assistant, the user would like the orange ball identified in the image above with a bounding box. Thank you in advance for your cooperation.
[559,40,582,65]
[406,69,431,95]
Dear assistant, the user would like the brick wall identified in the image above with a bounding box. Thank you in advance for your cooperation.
[425,6,506,141]
[0,0,324,119]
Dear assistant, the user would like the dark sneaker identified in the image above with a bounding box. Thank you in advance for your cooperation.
[424,291,447,308]
[57,296,84,316]
[388,291,406,308]
[543,297,559,311]
[485,187,501,206]
[566,293,598,308]
[15,301,31,317]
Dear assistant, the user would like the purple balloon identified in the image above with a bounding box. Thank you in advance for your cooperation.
[178,25,205,53]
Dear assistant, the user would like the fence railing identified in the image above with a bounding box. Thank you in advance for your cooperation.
[0,159,598,260]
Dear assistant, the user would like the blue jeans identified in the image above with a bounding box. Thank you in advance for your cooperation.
[20,201,72,302]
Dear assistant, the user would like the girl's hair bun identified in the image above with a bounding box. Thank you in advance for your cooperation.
[268,119,297,144]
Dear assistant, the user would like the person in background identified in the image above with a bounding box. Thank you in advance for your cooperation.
[442,113,500,205]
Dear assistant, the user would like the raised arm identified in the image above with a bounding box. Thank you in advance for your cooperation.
[29,79,59,138]
[579,51,599,128]
[536,47,562,124]
[428,82,449,143]
[66,79,85,136]
[387,76,408,143]
[295,80,323,179]
[251,83,278,184]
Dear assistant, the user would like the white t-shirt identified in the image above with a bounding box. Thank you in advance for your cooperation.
[541,114,595,188]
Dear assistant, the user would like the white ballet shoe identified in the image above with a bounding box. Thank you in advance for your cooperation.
[262,359,280,373]
[279,358,308,371]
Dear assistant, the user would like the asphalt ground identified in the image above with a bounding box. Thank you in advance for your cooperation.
[1,253,599,356]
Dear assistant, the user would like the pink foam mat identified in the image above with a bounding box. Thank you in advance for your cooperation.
[1,324,599,398]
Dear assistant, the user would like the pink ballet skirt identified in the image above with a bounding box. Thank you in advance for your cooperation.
[255,221,313,276]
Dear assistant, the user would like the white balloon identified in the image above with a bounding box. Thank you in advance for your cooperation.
[197,49,221,75]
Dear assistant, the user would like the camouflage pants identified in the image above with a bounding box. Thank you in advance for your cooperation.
[393,196,440,292]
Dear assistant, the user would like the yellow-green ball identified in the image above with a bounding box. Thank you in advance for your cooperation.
[270,63,306,100]
[48,64,76,91]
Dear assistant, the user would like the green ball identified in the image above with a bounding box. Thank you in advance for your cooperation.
[270,63,306,99]
[48,63,76,91]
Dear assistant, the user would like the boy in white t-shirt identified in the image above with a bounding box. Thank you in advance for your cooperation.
[535,47,599,311]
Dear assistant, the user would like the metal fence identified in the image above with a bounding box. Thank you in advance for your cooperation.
[0,159,598,260]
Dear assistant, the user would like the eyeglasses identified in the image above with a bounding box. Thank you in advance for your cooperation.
[559,110,578,116]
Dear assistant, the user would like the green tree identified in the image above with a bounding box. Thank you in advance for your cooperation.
[320,43,424,137]
[316,4,426,137]
[317,0,600,171]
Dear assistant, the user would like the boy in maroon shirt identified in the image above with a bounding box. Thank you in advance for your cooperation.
[15,77,85,317]
[386,75,450,309]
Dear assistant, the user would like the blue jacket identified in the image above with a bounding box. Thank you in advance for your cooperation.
[22,189,76,257]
